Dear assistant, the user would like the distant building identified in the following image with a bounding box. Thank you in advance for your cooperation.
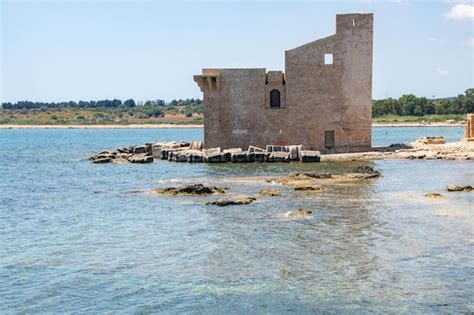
[194,13,373,152]
[465,114,474,141]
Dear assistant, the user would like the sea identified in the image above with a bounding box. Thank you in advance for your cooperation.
[0,126,472,313]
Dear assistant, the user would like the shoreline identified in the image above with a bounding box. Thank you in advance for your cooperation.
[0,122,465,129]
[0,124,204,129]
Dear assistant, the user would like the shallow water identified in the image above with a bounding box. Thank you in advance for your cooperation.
[0,127,472,313]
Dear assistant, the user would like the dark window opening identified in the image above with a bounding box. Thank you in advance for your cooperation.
[270,89,281,108]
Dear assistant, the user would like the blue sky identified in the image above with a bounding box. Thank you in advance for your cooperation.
[1,0,473,102]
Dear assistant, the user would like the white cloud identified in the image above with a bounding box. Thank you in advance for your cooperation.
[444,3,474,20]
[436,67,449,75]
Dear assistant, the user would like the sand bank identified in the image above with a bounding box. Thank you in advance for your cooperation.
[0,124,203,129]
[0,122,465,129]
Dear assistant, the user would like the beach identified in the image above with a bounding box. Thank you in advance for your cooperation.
[0,122,465,129]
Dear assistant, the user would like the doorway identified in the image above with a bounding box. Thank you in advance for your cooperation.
[325,131,335,149]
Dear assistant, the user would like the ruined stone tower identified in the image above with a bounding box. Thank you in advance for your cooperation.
[194,13,373,153]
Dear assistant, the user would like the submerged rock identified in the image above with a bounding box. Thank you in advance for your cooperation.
[112,157,129,164]
[285,208,312,218]
[446,185,473,192]
[425,192,445,199]
[341,166,381,179]
[258,189,282,196]
[206,195,256,206]
[91,157,112,164]
[89,151,116,163]
[289,172,331,179]
[154,184,227,196]
[294,185,323,191]
[354,166,381,176]
[417,136,446,145]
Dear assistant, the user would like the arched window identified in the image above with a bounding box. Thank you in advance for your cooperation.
[270,89,280,108]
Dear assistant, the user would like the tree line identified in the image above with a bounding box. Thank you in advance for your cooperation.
[2,90,472,117]
[1,98,202,110]
[372,88,473,117]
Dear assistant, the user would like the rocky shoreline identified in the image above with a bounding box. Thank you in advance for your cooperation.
[149,165,471,213]
[322,137,473,161]
[89,136,474,164]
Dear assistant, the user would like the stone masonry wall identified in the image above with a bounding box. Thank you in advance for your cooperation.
[195,13,374,153]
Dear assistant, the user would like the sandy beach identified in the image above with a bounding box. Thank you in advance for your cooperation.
[0,124,204,129]
[0,122,465,129]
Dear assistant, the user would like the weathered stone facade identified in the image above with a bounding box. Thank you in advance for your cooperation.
[465,114,474,141]
[195,13,373,152]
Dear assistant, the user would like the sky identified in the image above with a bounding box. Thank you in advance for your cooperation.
[1,0,473,103]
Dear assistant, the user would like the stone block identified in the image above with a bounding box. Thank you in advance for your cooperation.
[152,147,162,158]
[247,152,256,162]
[231,151,248,163]
[300,150,320,162]
[129,153,153,164]
[190,141,203,151]
[254,152,266,162]
[203,147,221,155]
[173,153,188,162]
[248,146,265,153]
[269,151,290,162]
[185,150,204,163]
[287,145,302,160]
[205,152,223,163]
[133,146,146,154]
[145,143,154,153]
[223,148,243,154]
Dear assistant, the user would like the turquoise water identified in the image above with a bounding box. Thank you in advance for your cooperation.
[0,127,472,313]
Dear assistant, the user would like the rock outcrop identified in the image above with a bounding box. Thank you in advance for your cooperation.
[446,185,473,192]
[416,136,446,145]
[153,184,227,196]
[258,189,282,196]
[425,192,445,199]
[206,196,256,206]
[284,208,313,218]
[294,185,323,191]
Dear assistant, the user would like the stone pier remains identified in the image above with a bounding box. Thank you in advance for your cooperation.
[89,141,321,164]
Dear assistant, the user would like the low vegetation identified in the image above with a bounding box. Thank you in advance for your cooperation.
[1,89,472,125]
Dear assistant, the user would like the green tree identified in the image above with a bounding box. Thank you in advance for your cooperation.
[124,99,136,108]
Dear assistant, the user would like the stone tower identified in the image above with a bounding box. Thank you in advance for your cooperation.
[195,13,373,153]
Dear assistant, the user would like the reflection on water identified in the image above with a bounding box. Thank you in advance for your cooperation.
[0,128,472,313]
